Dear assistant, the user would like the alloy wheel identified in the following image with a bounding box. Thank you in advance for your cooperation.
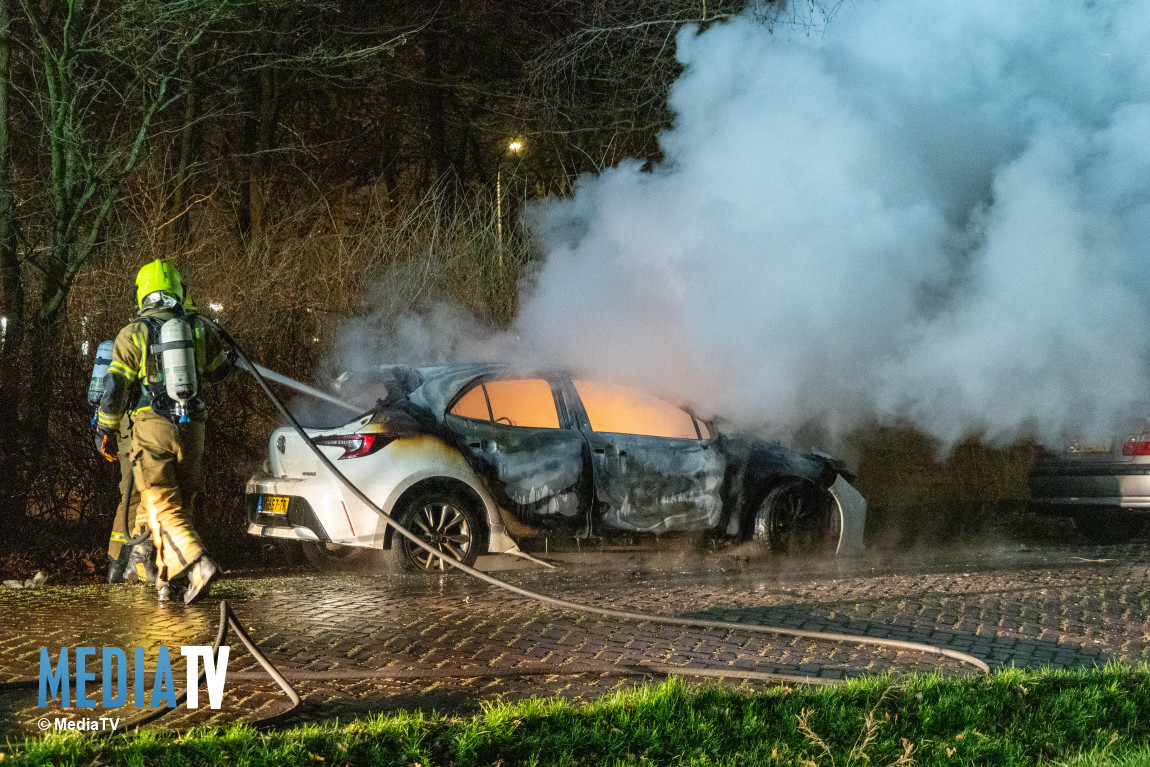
[754,482,833,555]
[404,501,474,570]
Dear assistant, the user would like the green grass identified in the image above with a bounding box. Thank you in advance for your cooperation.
[6,664,1150,766]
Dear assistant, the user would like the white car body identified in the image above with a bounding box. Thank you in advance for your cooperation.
[247,425,520,553]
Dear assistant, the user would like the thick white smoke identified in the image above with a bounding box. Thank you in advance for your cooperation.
[511,0,1150,446]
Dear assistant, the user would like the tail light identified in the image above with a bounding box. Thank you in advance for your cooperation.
[312,433,393,459]
[1122,437,1150,456]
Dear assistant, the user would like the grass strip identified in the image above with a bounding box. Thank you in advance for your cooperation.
[4,663,1150,766]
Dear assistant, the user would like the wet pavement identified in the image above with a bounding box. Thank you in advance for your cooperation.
[2,542,1149,737]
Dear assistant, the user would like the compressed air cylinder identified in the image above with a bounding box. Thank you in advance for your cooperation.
[87,340,115,406]
[160,317,198,405]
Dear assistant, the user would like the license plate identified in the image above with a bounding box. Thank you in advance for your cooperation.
[1067,442,1111,454]
[261,495,289,515]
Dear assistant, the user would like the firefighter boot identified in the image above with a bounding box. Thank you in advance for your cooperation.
[183,555,218,605]
[121,546,139,583]
[127,539,157,585]
[106,549,130,584]
[156,580,171,602]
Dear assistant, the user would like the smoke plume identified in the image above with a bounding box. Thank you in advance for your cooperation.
[509,0,1150,446]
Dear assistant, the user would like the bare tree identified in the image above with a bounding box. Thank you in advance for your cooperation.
[16,0,225,331]
[515,0,840,189]
[0,0,226,524]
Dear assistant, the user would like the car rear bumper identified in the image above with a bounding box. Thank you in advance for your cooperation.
[248,467,402,547]
[245,477,333,542]
[1030,469,1150,509]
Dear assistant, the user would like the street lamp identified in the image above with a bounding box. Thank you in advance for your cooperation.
[497,138,525,267]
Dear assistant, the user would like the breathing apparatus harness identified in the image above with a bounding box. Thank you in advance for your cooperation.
[87,306,204,427]
[88,307,204,554]
[136,309,202,425]
[15,316,989,740]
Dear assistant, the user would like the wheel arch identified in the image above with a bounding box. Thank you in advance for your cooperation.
[382,476,491,551]
[741,474,865,555]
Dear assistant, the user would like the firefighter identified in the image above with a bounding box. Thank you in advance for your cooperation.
[95,260,233,604]
[90,340,143,584]
[116,288,201,587]
[105,413,143,583]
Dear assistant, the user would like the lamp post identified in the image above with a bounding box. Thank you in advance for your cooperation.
[497,139,524,269]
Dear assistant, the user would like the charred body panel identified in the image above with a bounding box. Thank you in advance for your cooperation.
[586,433,724,533]
[721,437,836,520]
[719,436,856,549]
[446,413,590,528]
[555,377,726,535]
[362,368,853,544]
[741,439,840,492]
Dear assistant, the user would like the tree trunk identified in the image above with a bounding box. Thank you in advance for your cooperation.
[0,0,19,349]
[167,53,200,250]
[0,0,25,526]
[237,58,276,247]
[250,64,276,242]
[236,69,257,240]
[424,21,450,187]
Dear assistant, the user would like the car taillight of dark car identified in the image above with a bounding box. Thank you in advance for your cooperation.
[1122,437,1150,456]
[312,433,394,459]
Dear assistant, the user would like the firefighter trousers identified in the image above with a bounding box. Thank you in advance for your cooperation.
[131,411,207,581]
[108,416,142,561]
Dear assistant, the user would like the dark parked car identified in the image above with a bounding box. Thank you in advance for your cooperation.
[1030,424,1150,542]
[246,364,866,572]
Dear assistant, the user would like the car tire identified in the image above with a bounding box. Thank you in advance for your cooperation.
[751,480,837,555]
[300,540,371,572]
[1072,510,1146,545]
[390,486,486,573]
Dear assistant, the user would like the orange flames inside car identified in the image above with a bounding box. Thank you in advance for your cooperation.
[573,380,700,439]
[449,377,705,439]
[451,378,560,429]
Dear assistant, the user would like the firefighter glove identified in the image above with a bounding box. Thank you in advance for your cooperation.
[95,429,118,463]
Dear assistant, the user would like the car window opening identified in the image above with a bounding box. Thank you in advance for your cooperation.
[450,378,561,429]
[573,380,699,439]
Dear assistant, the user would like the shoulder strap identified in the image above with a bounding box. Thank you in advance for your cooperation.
[133,316,166,385]
[147,316,197,356]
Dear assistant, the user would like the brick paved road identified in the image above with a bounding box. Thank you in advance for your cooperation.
[2,543,1148,737]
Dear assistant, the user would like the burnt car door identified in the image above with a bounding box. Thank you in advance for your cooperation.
[567,379,725,533]
[444,376,591,529]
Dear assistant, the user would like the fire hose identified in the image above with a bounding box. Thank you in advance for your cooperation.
[205,319,991,706]
[0,318,990,741]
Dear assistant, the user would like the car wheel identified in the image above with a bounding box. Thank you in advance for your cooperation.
[391,487,486,573]
[300,540,370,572]
[752,481,837,555]
[1072,510,1146,545]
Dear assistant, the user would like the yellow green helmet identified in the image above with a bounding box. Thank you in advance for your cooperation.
[135,259,184,308]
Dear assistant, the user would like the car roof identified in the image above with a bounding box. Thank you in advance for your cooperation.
[407,363,510,415]
[340,362,565,417]
[344,362,704,423]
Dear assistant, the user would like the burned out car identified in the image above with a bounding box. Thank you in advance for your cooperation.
[245,364,865,572]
